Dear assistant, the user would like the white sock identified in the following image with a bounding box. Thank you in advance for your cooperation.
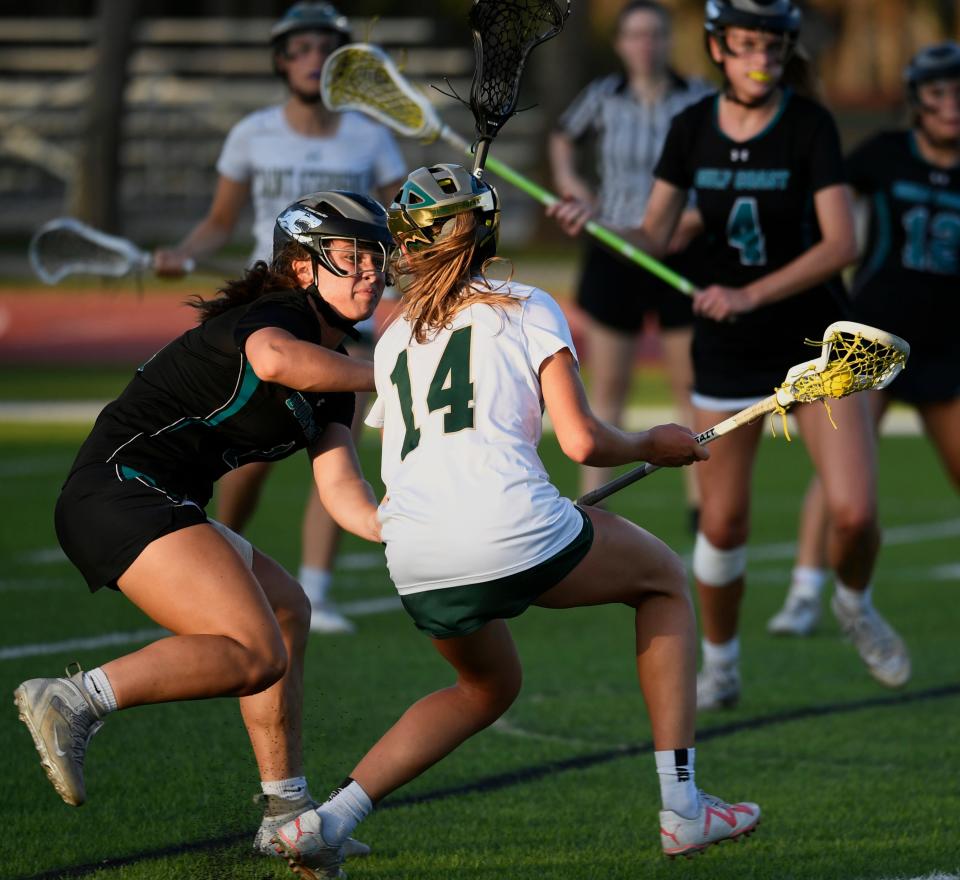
[82,667,118,715]
[655,748,699,818]
[834,580,871,612]
[261,776,309,801]
[702,637,739,667]
[790,566,827,600]
[316,779,373,846]
[299,566,332,607]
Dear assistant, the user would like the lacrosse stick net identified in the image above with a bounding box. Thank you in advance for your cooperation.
[466,0,570,172]
[784,323,909,403]
[321,44,434,140]
[578,322,910,506]
[29,218,152,284]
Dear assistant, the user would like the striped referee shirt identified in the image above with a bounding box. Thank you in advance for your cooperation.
[557,72,715,230]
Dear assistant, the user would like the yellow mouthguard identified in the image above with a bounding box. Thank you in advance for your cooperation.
[748,70,773,83]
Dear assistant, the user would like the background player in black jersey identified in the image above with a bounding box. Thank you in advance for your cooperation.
[549,0,712,523]
[14,192,388,866]
[551,0,909,709]
[768,41,960,638]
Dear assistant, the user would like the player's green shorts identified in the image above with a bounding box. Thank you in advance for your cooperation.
[400,508,595,639]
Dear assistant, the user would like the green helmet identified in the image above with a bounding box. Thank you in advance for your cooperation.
[270,2,351,49]
[387,164,500,263]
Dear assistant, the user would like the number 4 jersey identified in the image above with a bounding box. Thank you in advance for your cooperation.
[847,130,960,353]
[366,283,584,595]
[654,90,847,399]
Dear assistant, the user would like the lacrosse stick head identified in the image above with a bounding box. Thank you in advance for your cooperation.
[467,0,571,172]
[28,218,150,284]
[776,321,910,407]
[321,43,442,141]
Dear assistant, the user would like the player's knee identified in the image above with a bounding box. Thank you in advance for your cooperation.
[461,667,522,719]
[830,499,877,543]
[275,575,312,641]
[239,637,289,695]
[693,531,747,587]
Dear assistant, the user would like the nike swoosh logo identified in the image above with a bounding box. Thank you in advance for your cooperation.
[53,727,68,758]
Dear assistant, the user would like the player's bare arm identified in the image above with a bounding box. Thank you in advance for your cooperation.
[695,185,857,321]
[153,175,250,276]
[309,424,380,543]
[245,326,375,392]
[540,347,706,468]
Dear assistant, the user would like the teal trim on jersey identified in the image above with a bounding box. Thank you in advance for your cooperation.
[908,130,960,171]
[170,359,260,432]
[119,466,157,486]
[908,129,922,163]
[892,180,960,211]
[711,87,792,145]
[207,360,260,426]
[858,191,892,288]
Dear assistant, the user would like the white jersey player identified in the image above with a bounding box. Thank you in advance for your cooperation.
[268,164,761,877]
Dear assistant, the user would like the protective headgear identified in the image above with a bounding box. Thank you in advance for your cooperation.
[270,2,351,49]
[387,164,500,264]
[274,191,394,334]
[704,0,800,40]
[704,0,800,106]
[904,41,960,103]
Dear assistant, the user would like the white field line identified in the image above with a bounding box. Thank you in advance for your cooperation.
[2,516,955,661]
[740,517,960,563]
[875,874,958,880]
[0,627,166,661]
[1,401,925,436]
[0,596,402,661]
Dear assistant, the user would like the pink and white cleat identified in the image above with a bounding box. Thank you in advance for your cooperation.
[660,790,760,858]
[271,808,345,879]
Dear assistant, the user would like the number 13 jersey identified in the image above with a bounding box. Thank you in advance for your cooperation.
[655,90,848,399]
[366,282,584,595]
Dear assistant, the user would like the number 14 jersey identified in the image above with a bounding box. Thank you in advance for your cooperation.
[366,283,584,595]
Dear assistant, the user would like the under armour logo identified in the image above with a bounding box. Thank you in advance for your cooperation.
[730,148,749,162]
[930,171,949,186]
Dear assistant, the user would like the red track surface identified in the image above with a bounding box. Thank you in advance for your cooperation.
[0,290,662,364]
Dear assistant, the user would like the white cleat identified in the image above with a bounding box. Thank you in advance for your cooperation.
[271,808,345,879]
[309,603,356,635]
[696,662,741,711]
[13,664,105,806]
[660,791,761,858]
[767,590,822,636]
[254,794,370,860]
[831,595,911,688]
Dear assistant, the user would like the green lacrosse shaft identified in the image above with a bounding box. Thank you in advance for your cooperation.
[451,139,696,297]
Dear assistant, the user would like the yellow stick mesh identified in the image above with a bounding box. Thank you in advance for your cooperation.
[324,48,428,137]
[789,329,906,403]
[770,328,908,440]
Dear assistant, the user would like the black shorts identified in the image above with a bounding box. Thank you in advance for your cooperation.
[692,286,846,400]
[55,463,208,592]
[885,345,960,405]
[576,239,694,333]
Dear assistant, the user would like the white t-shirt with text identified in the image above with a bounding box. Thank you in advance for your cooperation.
[217,106,406,263]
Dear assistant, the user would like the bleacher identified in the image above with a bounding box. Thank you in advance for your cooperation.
[0,16,548,251]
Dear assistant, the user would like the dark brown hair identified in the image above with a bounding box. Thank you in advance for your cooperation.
[188,242,310,323]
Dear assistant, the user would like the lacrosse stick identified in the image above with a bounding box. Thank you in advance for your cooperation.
[28,218,194,285]
[321,43,696,296]
[577,321,910,507]
[465,0,569,174]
